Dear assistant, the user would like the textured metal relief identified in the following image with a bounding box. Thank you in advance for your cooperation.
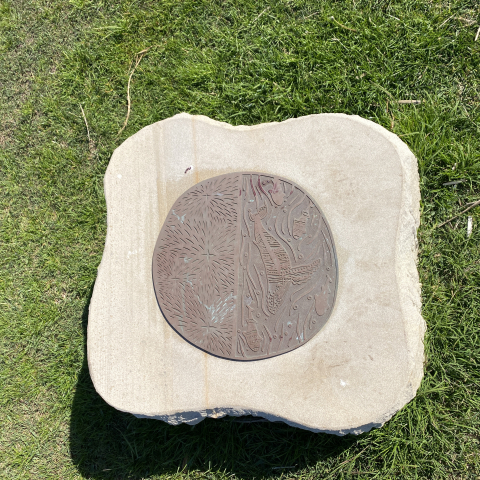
[153,172,338,360]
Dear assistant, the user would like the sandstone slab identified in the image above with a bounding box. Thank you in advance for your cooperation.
[88,113,425,435]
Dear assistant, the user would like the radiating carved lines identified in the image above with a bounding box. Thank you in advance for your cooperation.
[174,175,238,226]
[183,288,235,356]
[154,174,239,358]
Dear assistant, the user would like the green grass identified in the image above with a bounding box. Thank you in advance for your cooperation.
[1,0,480,478]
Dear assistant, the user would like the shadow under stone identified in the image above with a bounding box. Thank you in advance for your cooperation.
[69,294,358,479]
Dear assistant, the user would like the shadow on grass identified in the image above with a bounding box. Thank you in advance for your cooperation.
[70,293,358,479]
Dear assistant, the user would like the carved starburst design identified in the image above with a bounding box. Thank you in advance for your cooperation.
[174,175,238,225]
[181,284,234,357]
[183,218,235,301]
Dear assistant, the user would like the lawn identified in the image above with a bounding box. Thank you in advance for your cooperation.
[1,0,479,478]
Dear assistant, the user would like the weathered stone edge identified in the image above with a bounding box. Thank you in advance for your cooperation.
[134,407,383,436]
[359,114,426,423]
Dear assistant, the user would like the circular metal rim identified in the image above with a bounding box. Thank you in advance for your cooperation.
[152,171,339,361]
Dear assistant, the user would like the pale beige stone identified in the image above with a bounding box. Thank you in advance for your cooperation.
[88,113,425,434]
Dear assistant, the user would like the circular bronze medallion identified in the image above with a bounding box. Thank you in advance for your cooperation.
[153,172,338,360]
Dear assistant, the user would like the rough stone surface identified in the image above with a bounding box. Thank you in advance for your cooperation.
[88,113,425,435]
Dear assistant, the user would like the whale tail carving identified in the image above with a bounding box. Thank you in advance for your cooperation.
[285,259,320,285]
[266,260,321,314]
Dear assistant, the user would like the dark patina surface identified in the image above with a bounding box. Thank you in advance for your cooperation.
[152,172,338,360]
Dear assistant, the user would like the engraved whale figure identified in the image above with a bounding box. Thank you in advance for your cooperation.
[249,206,320,314]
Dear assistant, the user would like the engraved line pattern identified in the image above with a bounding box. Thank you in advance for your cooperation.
[237,173,336,359]
[153,172,337,360]
[154,174,239,357]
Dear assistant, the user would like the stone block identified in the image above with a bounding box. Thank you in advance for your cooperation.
[88,113,425,434]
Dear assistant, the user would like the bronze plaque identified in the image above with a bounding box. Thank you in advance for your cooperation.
[153,172,338,360]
